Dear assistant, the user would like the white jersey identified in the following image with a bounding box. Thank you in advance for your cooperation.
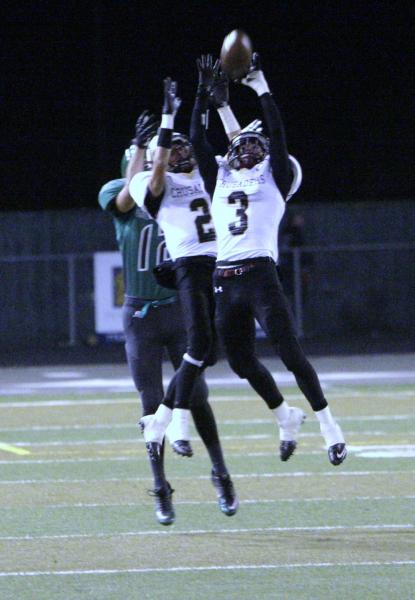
[129,169,216,261]
[211,155,285,262]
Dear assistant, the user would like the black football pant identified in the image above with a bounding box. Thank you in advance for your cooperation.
[163,256,217,410]
[123,298,219,443]
[214,259,327,412]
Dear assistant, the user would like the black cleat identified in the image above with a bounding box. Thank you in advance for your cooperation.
[149,483,175,526]
[211,470,239,516]
[280,440,297,462]
[145,441,162,462]
[171,440,193,457]
[328,443,347,466]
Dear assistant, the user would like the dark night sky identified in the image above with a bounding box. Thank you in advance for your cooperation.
[2,1,413,211]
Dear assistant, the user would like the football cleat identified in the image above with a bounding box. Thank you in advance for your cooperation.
[278,407,307,461]
[211,470,239,516]
[320,422,347,466]
[149,483,175,526]
[171,440,193,457]
[328,443,347,466]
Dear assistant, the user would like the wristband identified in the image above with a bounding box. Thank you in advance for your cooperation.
[217,106,240,135]
[158,128,172,149]
[160,114,174,129]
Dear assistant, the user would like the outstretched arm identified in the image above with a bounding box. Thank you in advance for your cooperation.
[149,78,181,200]
[241,53,291,199]
[210,69,241,141]
[115,110,159,213]
[189,54,220,197]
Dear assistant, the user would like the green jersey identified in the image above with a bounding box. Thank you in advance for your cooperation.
[98,178,176,301]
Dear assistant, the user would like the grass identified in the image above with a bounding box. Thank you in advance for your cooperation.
[0,382,414,599]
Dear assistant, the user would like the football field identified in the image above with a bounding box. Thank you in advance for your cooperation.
[0,356,414,599]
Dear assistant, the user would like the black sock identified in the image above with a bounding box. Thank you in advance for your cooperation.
[148,440,167,490]
[174,360,201,409]
[191,389,228,476]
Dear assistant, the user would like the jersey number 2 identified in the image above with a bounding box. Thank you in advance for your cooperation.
[228,191,248,235]
[190,198,216,243]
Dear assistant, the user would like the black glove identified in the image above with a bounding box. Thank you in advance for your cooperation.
[131,110,159,148]
[196,54,220,93]
[210,68,229,108]
[162,77,181,116]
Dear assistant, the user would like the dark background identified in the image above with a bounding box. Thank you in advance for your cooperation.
[2,0,413,211]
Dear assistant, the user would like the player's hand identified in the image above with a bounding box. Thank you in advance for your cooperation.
[210,67,229,108]
[196,54,220,92]
[132,110,159,148]
[240,119,263,134]
[162,77,181,116]
[240,53,270,96]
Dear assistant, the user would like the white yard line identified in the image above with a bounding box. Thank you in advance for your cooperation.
[0,523,413,542]
[1,443,415,465]
[2,495,413,510]
[2,431,406,448]
[0,470,414,485]
[1,369,415,395]
[1,560,414,578]
[1,413,414,432]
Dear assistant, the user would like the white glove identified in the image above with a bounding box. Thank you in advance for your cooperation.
[240,119,263,134]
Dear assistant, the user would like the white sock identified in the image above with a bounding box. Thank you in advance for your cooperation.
[315,406,345,447]
[142,405,172,444]
[168,408,191,442]
[272,401,290,424]
[315,406,336,427]
[154,404,172,426]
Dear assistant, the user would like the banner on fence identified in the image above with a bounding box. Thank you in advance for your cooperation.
[93,252,124,338]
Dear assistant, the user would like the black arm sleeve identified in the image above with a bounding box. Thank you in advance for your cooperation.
[189,87,218,198]
[260,93,291,200]
[143,188,164,220]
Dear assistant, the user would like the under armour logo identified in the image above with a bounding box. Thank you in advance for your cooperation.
[214,286,223,293]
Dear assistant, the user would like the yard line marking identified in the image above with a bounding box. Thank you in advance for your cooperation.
[0,443,31,456]
[0,414,413,433]
[2,495,413,510]
[2,369,415,392]
[1,470,414,485]
[1,523,413,542]
[0,434,272,448]
[1,430,410,449]
[1,560,414,577]
[1,443,414,465]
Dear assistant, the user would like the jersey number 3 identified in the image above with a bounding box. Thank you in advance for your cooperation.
[190,198,216,243]
[228,191,248,235]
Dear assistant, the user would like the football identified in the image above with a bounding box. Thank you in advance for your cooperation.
[220,29,252,80]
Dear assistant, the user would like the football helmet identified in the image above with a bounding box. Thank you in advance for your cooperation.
[168,133,196,173]
[146,132,196,173]
[228,131,269,169]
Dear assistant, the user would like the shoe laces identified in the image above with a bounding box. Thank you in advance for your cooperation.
[148,485,174,510]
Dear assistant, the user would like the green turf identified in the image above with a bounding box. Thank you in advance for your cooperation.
[0,382,414,599]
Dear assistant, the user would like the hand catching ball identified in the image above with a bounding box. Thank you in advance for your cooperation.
[220,29,252,80]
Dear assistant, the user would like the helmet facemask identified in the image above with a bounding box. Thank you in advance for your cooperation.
[167,134,196,173]
[228,131,269,170]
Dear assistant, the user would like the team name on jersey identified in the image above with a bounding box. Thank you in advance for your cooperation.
[218,174,266,189]
[171,183,204,198]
